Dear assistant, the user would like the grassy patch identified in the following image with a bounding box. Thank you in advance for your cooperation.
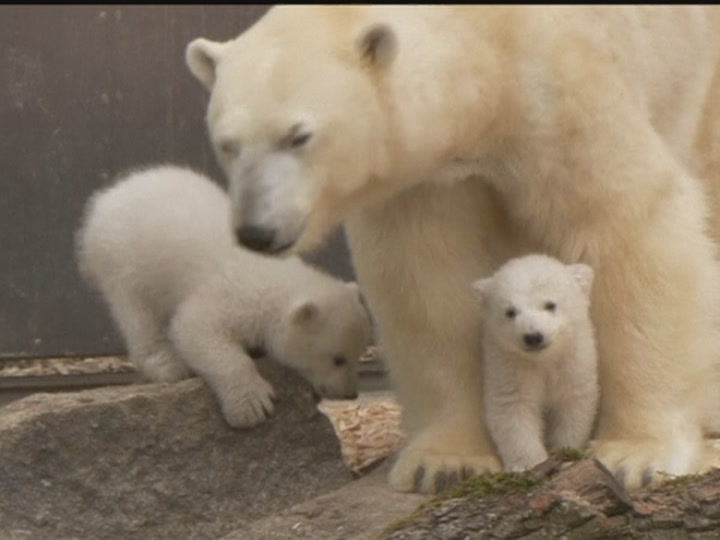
[438,470,543,501]
[657,471,706,491]
[377,471,543,538]
[550,446,589,462]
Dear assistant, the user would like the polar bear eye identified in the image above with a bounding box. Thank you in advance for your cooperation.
[505,307,517,319]
[218,139,241,157]
[333,356,348,368]
[544,301,557,312]
[282,123,313,150]
[290,132,312,148]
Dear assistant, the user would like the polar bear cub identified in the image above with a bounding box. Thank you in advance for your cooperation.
[76,165,371,428]
[471,254,598,472]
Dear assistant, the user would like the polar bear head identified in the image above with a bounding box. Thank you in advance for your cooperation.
[269,281,371,399]
[471,254,594,359]
[185,6,408,254]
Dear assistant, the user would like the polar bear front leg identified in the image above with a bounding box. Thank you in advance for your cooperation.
[586,178,720,489]
[345,182,518,494]
[484,396,548,473]
[170,297,276,428]
[589,263,713,489]
[384,335,503,493]
[546,394,597,453]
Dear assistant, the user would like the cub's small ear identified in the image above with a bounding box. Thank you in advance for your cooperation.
[569,263,595,296]
[356,23,397,68]
[185,38,228,90]
[290,300,319,326]
[471,278,493,306]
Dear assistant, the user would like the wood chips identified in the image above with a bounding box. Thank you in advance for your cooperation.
[320,396,406,476]
[0,355,135,377]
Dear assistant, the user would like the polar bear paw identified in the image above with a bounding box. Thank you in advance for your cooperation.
[139,349,191,382]
[220,376,277,429]
[590,438,703,489]
[503,450,550,473]
[389,448,502,494]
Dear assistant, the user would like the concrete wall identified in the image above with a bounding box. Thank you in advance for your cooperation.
[0,5,356,359]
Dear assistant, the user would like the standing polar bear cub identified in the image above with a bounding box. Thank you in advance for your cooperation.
[185,5,720,491]
[472,254,598,472]
[76,165,371,428]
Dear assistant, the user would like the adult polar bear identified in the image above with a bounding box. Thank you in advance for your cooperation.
[185,6,720,492]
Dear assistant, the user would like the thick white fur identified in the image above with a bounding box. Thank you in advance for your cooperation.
[472,254,598,472]
[75,165,371,428]
[185,6,720,491]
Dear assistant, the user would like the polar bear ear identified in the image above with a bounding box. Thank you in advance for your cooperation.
[185,38,228,90]
[471,278,493,307]
[290,300,319,326]
[568,264,595,296]
[356,23,397,69]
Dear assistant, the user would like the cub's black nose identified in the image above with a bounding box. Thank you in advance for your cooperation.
[236,225,275,252]
[523,332,545,349]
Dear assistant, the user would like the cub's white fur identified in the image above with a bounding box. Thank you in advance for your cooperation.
[472,254,598,472]
[75,165,371,428]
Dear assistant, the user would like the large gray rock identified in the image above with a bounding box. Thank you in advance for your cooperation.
[0,359,353,540]
[223,461,428,540]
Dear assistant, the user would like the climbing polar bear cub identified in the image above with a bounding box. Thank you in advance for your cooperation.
[75,165,371,428]
[185,5,720,492]
[472,254,599,472]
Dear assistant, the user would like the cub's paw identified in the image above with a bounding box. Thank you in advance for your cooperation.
[590,438,702,489]
[140,350,191,382]
[389,449,502,494]
[221,377,277,429]
[503,451,549,473]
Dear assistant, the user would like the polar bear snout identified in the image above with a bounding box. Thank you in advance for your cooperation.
[233,216,305,254]
[235,224,277,253]
[225,148,313,254]
[522,331,546,351]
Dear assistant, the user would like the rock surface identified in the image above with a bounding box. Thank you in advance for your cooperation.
[222,461,428,540]
[0,359,353,540]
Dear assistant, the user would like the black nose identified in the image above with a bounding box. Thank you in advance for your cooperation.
[236,225,275,252]
[523,332,545,348]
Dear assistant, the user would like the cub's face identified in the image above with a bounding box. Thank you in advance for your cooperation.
[185,7,399,255]
[482,292,570,358]
[472,256,594,360]
[269,283,371,400]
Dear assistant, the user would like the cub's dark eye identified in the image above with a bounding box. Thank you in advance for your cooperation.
[505,307,517,319]
[283,123,313,149]
[218,139,240,157]
[289,131,312,148]
[333,356,347,368]
[544,301,557,312]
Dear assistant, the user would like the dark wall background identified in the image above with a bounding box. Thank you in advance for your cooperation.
[0,5,356,359]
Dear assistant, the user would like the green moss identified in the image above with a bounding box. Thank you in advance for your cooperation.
[550,446,589,462]
[376,506,429,539]
[377,471,543,539]
[437,470,543,501]
[657,471,706,490]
